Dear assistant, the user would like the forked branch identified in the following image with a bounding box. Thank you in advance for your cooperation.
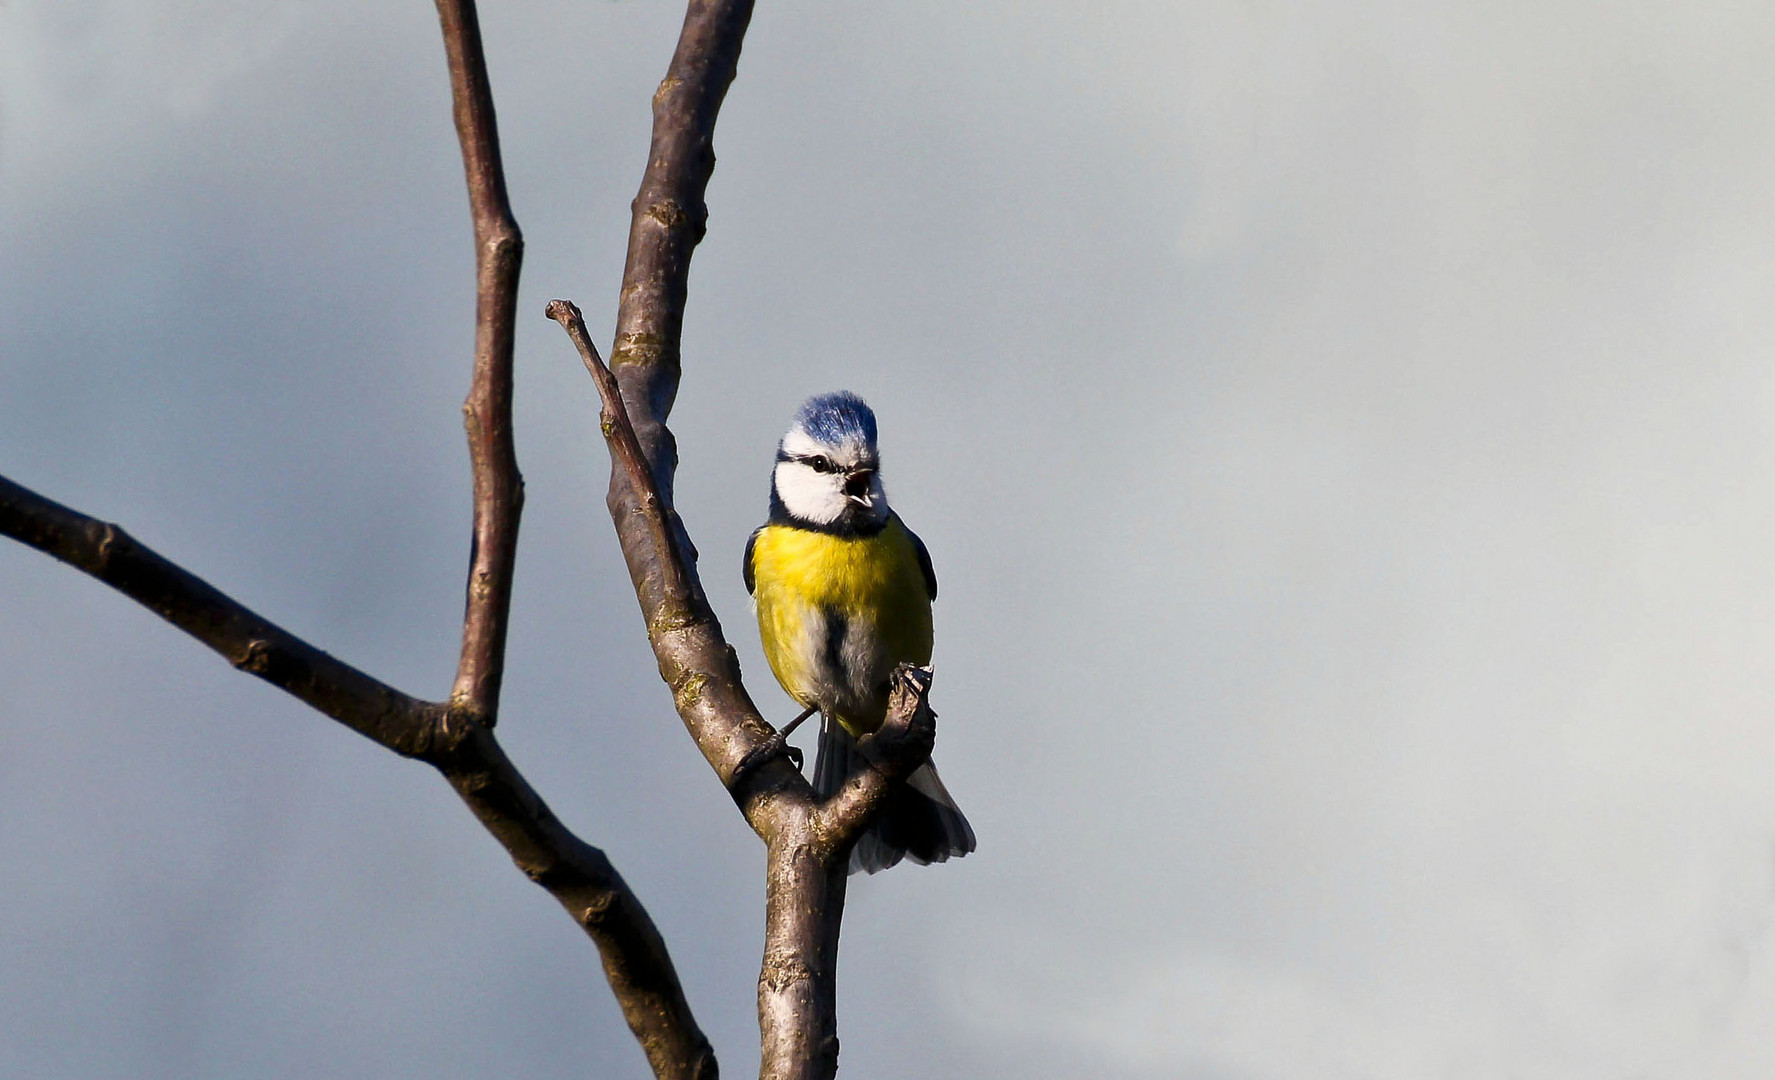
[434,3,717,1071]
[2,3,721,1078]
[579,0,802,816]
[550,2,946,1077]
[0,471,715,1080]
[5,0,947,1077]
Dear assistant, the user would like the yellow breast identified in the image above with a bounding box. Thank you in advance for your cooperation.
[749,516,933,734]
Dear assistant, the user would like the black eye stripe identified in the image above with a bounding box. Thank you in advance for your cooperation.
[783,453,878,475]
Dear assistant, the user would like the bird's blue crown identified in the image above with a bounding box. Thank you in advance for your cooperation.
[792,391,877,450]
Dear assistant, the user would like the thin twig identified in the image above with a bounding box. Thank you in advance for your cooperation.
[547,300,691,608]
[437,0,526,725]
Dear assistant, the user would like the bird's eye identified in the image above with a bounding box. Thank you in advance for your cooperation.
[807,455,833,473]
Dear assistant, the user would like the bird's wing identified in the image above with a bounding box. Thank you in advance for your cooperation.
[743,526,763,596]
[903,521,938,602]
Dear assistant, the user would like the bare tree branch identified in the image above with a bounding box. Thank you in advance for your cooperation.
[434,725,718,1080]
[0,470,716,1080]
[612,0,758,484]
[554,290,845,1077]
[436,0,526,726]
[0,473,447,756]
[547,303,733,1080]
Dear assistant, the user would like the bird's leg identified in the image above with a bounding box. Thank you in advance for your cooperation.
[777,704,818,756]
[731,705,817,787]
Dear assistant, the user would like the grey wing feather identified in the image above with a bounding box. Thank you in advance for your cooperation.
[902,521,937,601]
[743,527,762,595]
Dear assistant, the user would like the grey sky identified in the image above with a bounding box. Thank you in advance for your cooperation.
[6,1,1775,1077]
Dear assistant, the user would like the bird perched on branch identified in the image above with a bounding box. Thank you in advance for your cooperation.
[744,392,975,874]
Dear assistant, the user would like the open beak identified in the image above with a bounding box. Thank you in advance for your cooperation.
[843,468,876,507]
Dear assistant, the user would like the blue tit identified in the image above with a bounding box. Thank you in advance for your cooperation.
[743,392,975,874]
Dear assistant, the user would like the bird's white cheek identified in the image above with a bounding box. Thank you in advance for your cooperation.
[774,463,846,524]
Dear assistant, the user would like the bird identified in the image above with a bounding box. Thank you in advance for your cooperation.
[743,391,975,874]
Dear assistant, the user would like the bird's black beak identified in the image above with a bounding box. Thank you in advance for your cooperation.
[843,468,876,506]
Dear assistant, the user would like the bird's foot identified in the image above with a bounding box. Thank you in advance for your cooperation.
[730,730,806,790]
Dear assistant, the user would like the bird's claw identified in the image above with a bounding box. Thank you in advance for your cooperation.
[731,731,804,789]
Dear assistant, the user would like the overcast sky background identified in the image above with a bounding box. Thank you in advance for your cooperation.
[6,1,1775,1077]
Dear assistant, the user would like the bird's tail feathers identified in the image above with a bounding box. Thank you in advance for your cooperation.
[812,718,976,875]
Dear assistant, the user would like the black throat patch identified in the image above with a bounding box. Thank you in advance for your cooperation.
[767,485,890,538]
